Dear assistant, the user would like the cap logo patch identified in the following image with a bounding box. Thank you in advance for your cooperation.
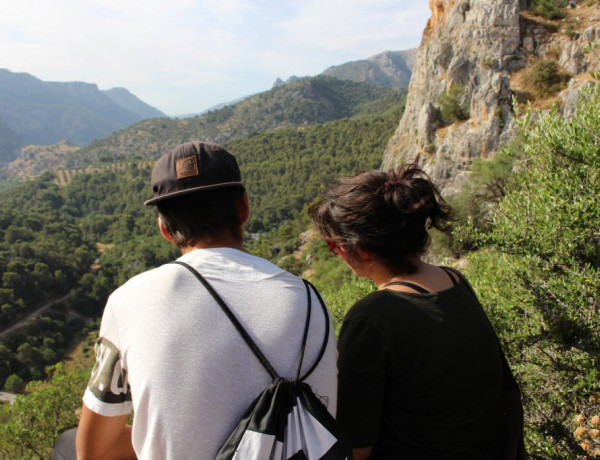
[176,156,199,179]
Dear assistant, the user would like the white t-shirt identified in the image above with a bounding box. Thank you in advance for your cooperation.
[83,248,338,460]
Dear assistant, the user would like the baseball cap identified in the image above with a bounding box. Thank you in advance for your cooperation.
[144,141,243,206]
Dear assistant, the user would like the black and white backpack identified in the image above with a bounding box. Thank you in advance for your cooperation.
[173,261,351,460]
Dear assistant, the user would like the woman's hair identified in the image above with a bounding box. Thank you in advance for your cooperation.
[308,164,453,274]
[157,186,245,249]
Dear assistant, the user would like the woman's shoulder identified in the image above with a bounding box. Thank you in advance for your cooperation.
[345,290,412,321]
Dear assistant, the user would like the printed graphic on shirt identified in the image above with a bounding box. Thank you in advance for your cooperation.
[88,337,131,405]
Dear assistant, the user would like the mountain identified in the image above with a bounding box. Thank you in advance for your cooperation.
[273,50,418,89]
[0,116,21,164]
[102,87,166,119]
[0,69,166,163]
[51,76,405,170]
[321,50,418,87]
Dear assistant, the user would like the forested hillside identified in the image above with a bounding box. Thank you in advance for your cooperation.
[1,77,405,179]
[0,98,404,416]
[69,76,403,166]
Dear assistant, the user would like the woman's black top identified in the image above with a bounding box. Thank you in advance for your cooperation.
[336,269,507,459]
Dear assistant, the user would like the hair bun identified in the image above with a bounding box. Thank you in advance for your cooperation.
[383,165,429,216]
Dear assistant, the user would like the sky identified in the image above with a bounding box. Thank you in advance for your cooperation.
[1,0,430,116]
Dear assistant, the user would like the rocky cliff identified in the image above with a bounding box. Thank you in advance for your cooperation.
[382,0,600,194]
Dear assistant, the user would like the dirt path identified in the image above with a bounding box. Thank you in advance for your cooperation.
[0,292,72,340]
[0,391,17,404]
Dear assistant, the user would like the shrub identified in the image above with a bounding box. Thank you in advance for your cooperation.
[438,84,470,124]
[529,0,568,20]
[457,83,600,457]
[481,56,497,69]
[0,363,89,459]
[528,59,571,97]
[3,374,25,393]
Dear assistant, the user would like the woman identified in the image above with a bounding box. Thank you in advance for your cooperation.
[308,164,524,459]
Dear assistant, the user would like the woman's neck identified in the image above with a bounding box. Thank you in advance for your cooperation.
[364,257,424,290]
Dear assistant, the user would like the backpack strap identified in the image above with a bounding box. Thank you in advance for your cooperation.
[294,280,312,380]
[171,260,279,380]
[299,280,330,382]
[171,261,323,383]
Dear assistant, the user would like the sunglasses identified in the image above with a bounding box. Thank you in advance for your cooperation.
[325,235,340,255]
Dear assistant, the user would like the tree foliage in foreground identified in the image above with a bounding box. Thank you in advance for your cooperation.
[457,84,600,457]
[0,361,89,459]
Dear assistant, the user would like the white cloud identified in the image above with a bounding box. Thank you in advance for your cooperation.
[276,0,426,52]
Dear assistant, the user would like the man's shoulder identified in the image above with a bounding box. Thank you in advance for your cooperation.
[109,262,177,298]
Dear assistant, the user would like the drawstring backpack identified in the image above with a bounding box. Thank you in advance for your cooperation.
[172,261,351,460]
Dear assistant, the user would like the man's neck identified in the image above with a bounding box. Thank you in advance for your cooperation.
[180,232,246,255]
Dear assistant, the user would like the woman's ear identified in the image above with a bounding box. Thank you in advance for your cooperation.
[355,247,374,261]
[158,217,174,243]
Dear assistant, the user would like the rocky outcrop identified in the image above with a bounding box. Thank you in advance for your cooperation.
[382,0,523,193]
[382,0,600,194]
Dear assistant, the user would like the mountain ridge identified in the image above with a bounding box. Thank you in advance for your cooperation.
[0,69,167,163]
[2,76,405,178]
[322,49,418,87]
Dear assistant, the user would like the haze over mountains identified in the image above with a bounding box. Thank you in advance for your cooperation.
[0,69,167,163]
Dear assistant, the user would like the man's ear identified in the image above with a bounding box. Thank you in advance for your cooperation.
[239,190,250,225]
[158,217,175,243]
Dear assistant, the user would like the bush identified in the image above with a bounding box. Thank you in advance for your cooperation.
[0,363,89,459]
[457,83,600,457]
[438,84,470,124]
[3,374,25,393]
[528,60,571,98]
[529,0,568,20]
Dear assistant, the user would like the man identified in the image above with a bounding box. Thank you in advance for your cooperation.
[75,141,338,459]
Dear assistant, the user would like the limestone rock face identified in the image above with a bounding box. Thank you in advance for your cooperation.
[382,0,522,192]
[382,0,600,194]
[382,0,523,194]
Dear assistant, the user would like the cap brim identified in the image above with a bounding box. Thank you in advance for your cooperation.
[144,181,244,206]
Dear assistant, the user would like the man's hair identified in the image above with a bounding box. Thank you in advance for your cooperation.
[156,186,246,249]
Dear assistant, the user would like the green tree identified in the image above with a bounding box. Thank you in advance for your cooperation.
[528,60,571,98]
[0,363,88,459]
[3,373,24,393]
[529,0,568,19]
